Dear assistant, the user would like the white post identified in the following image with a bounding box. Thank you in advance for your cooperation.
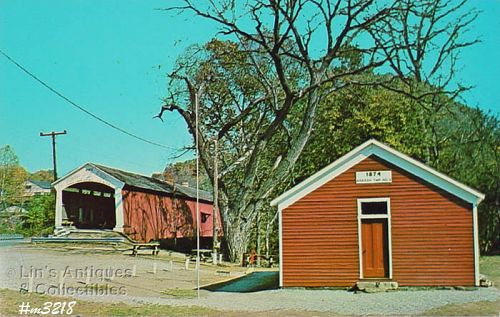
[212,138,219,265]
[28,276,34,293]
[113,188,124,232]
[195,87,200,299]
[55,188,64,229]
[278,206,284,288]
[473,204,480,286]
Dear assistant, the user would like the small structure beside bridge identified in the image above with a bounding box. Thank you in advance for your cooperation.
[272,139,485,288]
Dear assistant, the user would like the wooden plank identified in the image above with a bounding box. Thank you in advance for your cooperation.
[282,155,474,287]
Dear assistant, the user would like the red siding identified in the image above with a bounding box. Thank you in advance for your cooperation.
[121,189,220,242]
[282,155,474,287]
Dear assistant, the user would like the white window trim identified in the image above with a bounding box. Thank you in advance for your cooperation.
[357,197,392,280]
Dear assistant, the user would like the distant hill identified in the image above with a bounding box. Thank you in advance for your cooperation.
[152,159,212,191]
[30,170,54,182]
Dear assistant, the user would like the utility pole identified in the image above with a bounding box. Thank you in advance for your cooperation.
[40,130,67,181]
[212,138,219,265]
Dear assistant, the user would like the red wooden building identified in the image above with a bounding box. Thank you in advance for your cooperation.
[53,163,221,246]
[271,140,485,287]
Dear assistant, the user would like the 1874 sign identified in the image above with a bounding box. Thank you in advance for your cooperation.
[355,170,392,184]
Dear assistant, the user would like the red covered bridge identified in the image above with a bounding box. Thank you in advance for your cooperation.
[53,163,221,247]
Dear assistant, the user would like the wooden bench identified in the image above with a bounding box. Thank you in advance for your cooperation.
[130,242,160,256]
[216,270,230,276]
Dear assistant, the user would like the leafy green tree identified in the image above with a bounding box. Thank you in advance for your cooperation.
[294,77,430,178]
[292,82,500,253]
[431,108,500,253]
[23,193,55,236]
[0,146,58,237]
[0,145,29,208]
[159,0,479,261]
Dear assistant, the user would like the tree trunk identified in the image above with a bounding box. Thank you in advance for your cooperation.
[224,220,250,263]
[256,208,261,267]
[265,220,270,259]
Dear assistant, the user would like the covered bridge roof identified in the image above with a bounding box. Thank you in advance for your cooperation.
[54,163,213,203]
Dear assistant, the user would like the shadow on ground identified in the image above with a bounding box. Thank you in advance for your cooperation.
[202,271,279,293]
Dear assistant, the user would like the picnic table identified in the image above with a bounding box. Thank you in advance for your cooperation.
[189,249,213,262]
[130,241,160,256]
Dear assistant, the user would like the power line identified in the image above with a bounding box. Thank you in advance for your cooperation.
[0,48,176,150]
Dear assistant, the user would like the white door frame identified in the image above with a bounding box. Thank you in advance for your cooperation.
[357,197,392,279]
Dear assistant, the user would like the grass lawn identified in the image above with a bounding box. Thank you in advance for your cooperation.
[422,299,500,316]
[160,288,198,298]
[422,255,500,316]
[0,288,324,317]
[481,256,500,287]
[0,289,217,317]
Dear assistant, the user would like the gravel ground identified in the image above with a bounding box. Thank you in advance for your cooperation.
[79,287,500,315]
[2,242,499,315]
[0,242,247,297]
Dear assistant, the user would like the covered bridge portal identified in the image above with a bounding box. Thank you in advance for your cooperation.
[62,182,116,230]
[53,163,219,244]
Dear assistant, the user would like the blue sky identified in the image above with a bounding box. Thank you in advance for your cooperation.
[0,0,499,177]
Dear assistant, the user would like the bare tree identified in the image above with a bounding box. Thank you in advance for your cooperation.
[157,0,477,261]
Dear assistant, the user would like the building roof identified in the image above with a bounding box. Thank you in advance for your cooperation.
[54,163,213,202]
[27,179,52,190]
[271,139,485,209]
[93,164,213,202]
